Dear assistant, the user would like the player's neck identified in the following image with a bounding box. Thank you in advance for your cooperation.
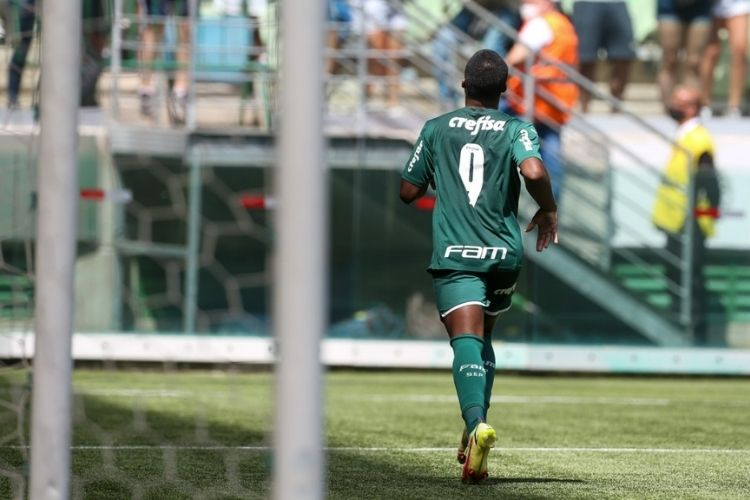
[464,97,499,110]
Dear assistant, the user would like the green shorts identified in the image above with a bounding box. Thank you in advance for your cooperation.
[431,269,520,318]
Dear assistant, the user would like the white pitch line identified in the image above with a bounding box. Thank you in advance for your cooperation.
[75,390,671,405]
[71,389,750,407]
[2,445,749,454]
[77,389,187,398]
[344,394,673,406]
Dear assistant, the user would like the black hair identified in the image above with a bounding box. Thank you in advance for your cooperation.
[463,49,508,101]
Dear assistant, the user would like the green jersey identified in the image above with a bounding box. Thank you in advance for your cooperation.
[401,107,542,272]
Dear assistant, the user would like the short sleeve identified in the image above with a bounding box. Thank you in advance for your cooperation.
[511,122,543,167]
[518,18,554,53]
[401,127,434,188]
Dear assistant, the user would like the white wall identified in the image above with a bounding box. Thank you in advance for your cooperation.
[583,116,750,249]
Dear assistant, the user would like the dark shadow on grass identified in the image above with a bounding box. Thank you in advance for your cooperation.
[3,371,588,499]
[1,373,273,499]
[325,449,587,500]
[484,477,586,485]
[71,390,587,500]
[70,390,273,499]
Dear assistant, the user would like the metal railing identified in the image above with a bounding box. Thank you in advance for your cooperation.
[455,0,698,334]
[104,0,698,338]
[110,0,276,128]
[0,0,695,339]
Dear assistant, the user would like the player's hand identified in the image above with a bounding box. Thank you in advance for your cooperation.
[525,209,559,252]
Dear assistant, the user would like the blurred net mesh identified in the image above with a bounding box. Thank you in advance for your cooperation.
[0,0,281,494]
[91,146,278,496]
[1,0,43,472]
[0,114,37,498]
[118,156,272,334]
[79,153,275,498]
[1,140,276,497]
[0,33,275,499]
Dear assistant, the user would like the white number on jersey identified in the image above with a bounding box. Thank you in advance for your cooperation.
[458,143,484,207]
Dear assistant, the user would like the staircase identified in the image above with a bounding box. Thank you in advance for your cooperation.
[616,262,750,324]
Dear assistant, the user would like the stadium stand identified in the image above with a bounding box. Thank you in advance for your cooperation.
[1,0,749,352]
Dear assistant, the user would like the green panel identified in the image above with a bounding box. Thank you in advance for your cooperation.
[0,134,99,241]
[0,137,36,240]
[621,277,666,291]
[0,271,33,319]
[78,136,100,241]
[614,259,750,325]
[705,265,750,277]
[645,293,670,309]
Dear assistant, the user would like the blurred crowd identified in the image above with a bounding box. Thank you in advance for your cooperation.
[430,0,748,118]
[0,0,747,120]
[1,0,110,109]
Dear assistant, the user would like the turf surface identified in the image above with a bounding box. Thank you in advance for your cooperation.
[1,369,749,498]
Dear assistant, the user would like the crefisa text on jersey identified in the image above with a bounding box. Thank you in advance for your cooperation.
[448,116,507,136]
[444,245,508,260]
[407,139,423,173]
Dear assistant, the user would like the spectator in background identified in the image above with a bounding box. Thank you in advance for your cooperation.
[326,0,352,76]
[656,0,711,108]
[651,86,721,343]
[351,0,407,109]
[571,0,635,112]
[211,0,266,59]
[700,0,749,118]
[6,0,110,109]
[433,1,520,108]
[477,0,521,57]
[505,0,579,202]
[6,0,36,109]
[138,0,191,124]
[81,0,110,107]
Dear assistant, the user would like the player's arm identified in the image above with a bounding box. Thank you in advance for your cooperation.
[400,179,427,204]
[400,128,434,204]
[519,157,558,251]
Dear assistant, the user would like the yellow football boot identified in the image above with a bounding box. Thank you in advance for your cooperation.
[461,422,496,483]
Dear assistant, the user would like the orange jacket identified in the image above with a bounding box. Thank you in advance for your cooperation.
[507,11,579,125]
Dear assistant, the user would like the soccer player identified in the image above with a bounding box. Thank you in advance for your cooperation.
[399,49,558,483]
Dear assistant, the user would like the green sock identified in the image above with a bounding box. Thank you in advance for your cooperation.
[450,334,487,434]
[481,333,496,418]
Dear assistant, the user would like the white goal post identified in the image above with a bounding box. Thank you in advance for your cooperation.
[273,1,327,499]
[29,0,82,499]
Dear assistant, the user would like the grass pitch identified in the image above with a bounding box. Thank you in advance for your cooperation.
[1,369,749,498]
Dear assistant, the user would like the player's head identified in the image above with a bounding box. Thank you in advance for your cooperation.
[462,49,508,108]
[667,86,701,123]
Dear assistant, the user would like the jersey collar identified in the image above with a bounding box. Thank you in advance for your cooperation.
[675,117,701,139]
